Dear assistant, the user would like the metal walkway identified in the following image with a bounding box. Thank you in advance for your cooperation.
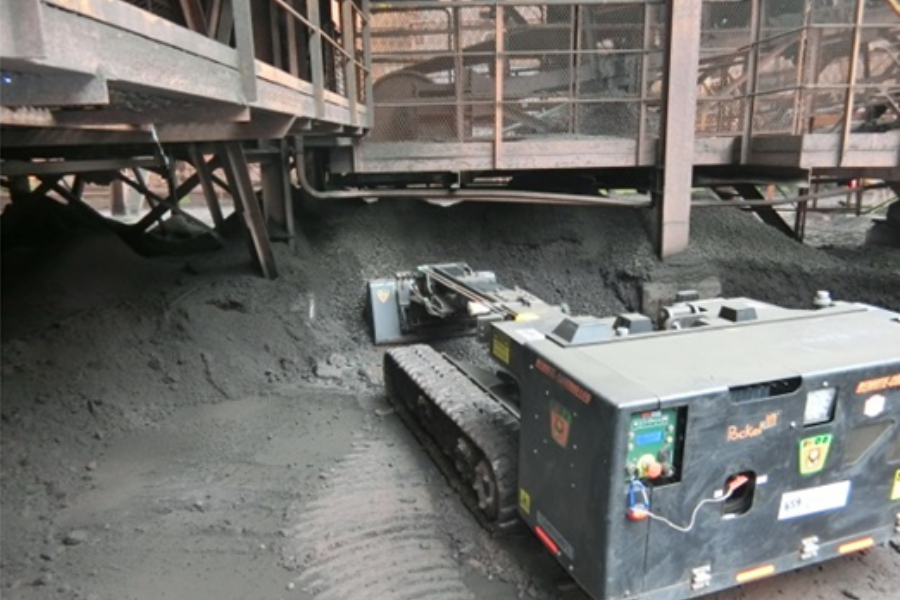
[1,0,898,266]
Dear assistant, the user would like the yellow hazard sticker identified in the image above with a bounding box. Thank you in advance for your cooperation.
[492,333,510,364]
[519,488,531,514]
[376,288,391,303]
[891,469,900,501]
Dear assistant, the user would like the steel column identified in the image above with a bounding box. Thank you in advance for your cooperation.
[361,0,373,128]
[306,0,326,119]
[636,2,652,164]
[655,0,702,257]
[493,5,504,170]
[740,0,761,164]
[259,140,295,246]
[454,6,465,143]
[232,0,258,102]
[839,0,866,166]
[340,0,359,127]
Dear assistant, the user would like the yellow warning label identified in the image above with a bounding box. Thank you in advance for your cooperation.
[799,433,832,476]
[891,469,900,501]
[519,488,531,514]
[492,333,510,364]
[376,289,391,304]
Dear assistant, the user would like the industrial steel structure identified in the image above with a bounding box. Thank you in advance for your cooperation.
[1,0,898,271]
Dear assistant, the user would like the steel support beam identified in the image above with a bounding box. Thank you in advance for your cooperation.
[132,169,205,233]
[1,114,296,147]
[187,146,226,229]
[221,142,278,279]
[654,0,702,258]
[51,106,251,127]
[1,157,159,177]
[0,0,46,61]
[119,170,224,245]
[0,72,109,107]
[730,184,799,240]
[178,0,209,33]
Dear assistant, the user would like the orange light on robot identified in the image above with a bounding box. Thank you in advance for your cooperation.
[735,564,775,584]
[838,537,874,555]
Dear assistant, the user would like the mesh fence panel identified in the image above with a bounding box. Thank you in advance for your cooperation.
[697,97,747,135]
[812,27,853,86]
[503,102,572,137]
[755,30,803,93]
[364,1,892,150]
[754,90,796,133]
[854,26,900,86]
[804,88,845,132]
[863,1,899,24]
[696,1,754,135]
[123,0,185,26]
[808,2,855,25]
[368,2,660,144]
[580,101,641,137]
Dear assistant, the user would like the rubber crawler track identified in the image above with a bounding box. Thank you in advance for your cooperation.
[384,345,521,533]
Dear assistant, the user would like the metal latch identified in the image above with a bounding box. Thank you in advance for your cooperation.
[691,565,712,590]
[800,536,820,560]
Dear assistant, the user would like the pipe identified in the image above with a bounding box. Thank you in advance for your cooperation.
[692,183,889,208]
[295,146,886,211]
[885,0,900,17]
[296,156,652,208]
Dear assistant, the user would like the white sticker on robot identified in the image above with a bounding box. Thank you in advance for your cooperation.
[778,480,851,521]
[518,328,545,343]
[863,394,886,418]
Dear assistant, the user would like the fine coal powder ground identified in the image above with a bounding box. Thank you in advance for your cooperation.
[2,195,898,600]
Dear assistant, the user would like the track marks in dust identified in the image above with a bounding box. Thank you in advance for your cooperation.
[283,440,473,600]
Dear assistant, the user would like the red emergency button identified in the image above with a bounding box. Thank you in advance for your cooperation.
[645,461,663,479]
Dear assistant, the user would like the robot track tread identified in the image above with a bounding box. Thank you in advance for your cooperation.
[384,344,521,534]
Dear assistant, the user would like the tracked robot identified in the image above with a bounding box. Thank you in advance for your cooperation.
[367,263,900,600]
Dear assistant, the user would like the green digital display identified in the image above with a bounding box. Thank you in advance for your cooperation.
[626,408,680,482]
